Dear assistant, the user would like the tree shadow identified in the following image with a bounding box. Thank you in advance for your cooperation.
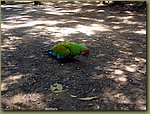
[1,1,146,110]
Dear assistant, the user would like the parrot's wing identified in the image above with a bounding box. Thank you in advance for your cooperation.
[50,44,71,59]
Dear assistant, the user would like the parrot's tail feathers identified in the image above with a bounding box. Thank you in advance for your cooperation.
[49,51,57,56]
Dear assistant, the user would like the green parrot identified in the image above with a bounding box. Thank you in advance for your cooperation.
[47,42,90,59]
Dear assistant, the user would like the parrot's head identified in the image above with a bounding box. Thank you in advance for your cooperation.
[80,49,90,56]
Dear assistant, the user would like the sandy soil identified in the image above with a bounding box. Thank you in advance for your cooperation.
[1,1,146,110]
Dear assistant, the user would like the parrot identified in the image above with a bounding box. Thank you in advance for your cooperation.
[46,42,90,59]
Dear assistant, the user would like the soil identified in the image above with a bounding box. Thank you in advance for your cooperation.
[1,1,146,110]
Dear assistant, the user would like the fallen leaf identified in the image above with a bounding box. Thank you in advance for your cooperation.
[77,96,98,101]
[70,95,77,98]
[50,83,68,93]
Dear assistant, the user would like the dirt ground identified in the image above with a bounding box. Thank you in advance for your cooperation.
[1,1,146,110]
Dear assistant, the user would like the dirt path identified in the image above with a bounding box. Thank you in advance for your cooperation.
[1,1,146,110]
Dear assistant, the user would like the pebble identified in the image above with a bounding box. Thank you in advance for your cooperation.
[76,67,80,70]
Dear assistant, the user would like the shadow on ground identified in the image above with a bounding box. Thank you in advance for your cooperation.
[1,1,146,110]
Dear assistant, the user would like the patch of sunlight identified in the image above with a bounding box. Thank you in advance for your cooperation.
[29,33,38,35]
[113,93,131,104]
[82,39,87,42]
[107,16,116,18]
[1,5,22,8]
[119,50,133,55]
[59,9,81,13]
[113,42,120,47]
[97,10,105,12]
[79,17,91,20]
[136,99,146,110]
[111,22,121,24]
[96,1,101,2]
[79,17,104,22]
[8,75,23,81]
[47,27,78,37]
[86,9,95,12]
[108,69,127,84]
[1,37,22,51]
[113,58,124,65]
[82,3,92,5]
[4,39,13,44]
[16,1,32,3]
[75,1,81,3]
[134,57,146,63]
[135,98,146,110]
[95,66,102,70]
[1,44,10,48]
[117,16,133,20]
[120,29,131,33]
[3,74,23,82]
[6,15,32,20]
[112,26,122,29]
[45,11,68,15]
[1,24,11,29]
[114,69,124,75]
[125,64,137,72]
[104,90,131,104]
[133,29,146,35]
[96,3,105,6]
[1,42,13,49]
[137,105,146,110]
[113,41,131,49]
[34,26,46,29]
[9,36,22,40]
[1,74,23,91]
[43,41,50,45]
[45,8,81,15]
[10,93,46,108]
[49,38,66,43]
[1,83,8,91]
[124,11,133,14]
[114,76,128,83]
[2,20,65,29]
[67,20,79,23]
[136,99,146,105]
[116,16,138,24]
[57,38,65,41]
[96,19,104,22]
[92,23,111,31]
[11,93,41,103]
[122,20,139,24]
[115,15,139,25]
[9,47,17,50]
[76,24,111,36]
[58,1,65,3]
[24,9,38,13]
[76,25,94,36]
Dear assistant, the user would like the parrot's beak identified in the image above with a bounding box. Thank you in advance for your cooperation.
[81,49,90,56]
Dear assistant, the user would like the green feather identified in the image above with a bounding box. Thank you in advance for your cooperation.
[50,42,89,58]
